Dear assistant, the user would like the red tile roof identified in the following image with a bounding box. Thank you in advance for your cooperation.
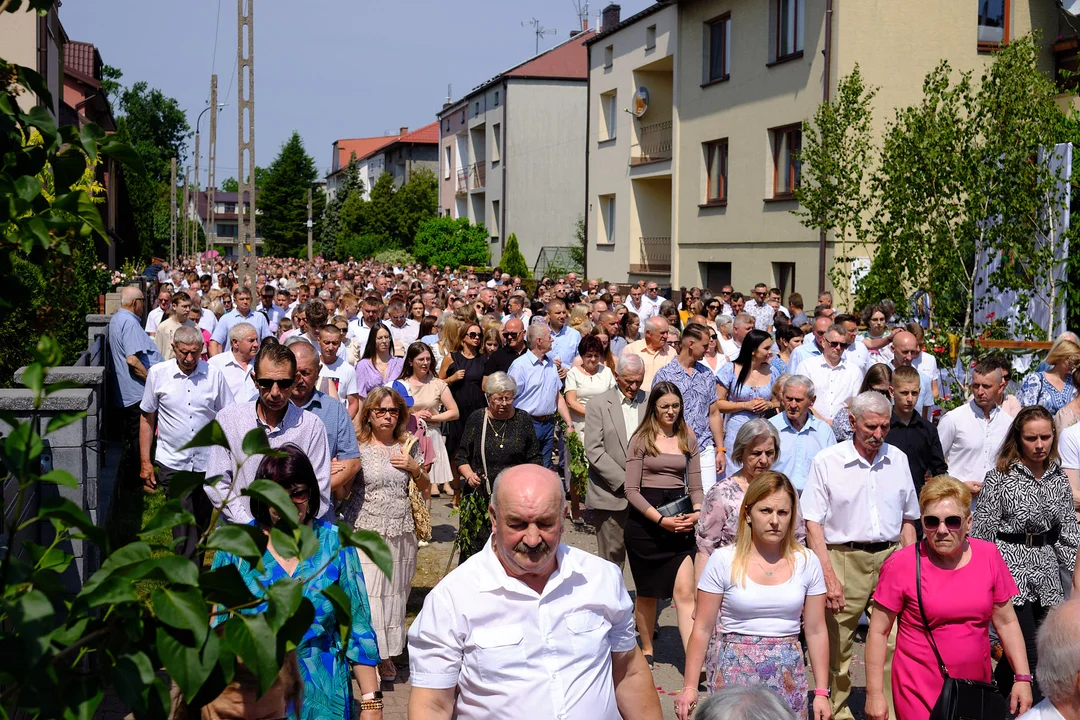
[505,30,594,80]
[398,121,439,145]
[65,41,101,81]
[333,136,397,171]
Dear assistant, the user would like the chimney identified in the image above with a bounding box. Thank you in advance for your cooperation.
[399,126,409,136]
[602,3,620,30]
[583,15,589,31]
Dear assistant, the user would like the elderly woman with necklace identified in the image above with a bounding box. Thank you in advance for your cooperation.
[455,371,541,560]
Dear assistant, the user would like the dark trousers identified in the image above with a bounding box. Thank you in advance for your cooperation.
[994,600,1048,704]
[118,402,142,488]
[155,464,212,561]
[532,417,556,470]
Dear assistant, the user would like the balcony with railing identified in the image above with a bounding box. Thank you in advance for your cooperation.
[455,168,468,195]
[470,162,486,191]
[630,236,671,274]
[631,120,673,166]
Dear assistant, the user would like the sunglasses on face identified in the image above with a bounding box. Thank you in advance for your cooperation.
[502,331,521,339]
[256,377,294,390]
[923,515,963,531]
[371,407,400,418]
[825,340,851,350]
[288,485,310,501]
[466,332,482,339]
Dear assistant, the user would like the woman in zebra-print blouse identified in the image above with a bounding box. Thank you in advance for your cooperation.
[972,405,1080,705]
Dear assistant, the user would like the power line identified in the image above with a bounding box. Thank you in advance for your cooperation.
[209,0,223,88]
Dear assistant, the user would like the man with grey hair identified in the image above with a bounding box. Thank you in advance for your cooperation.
[1019,598,1080,718]
[139,324,231,558]
[801,390,919,720]
[793,323,864,420]
[208,322,259,402]
[622,315,673,392]
[408,465,662,720]
[770,374,837,493]
[688,685,796,720]
[509,324,573,470]
[584,353,647,567]
[109,285,163,490]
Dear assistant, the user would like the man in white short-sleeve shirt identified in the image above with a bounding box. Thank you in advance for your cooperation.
[801,390,919,720]
[407,465,661,720]
[1060,423,1080,502]
[937,359,1013,498]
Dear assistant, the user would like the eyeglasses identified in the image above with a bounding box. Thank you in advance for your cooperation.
[922,515,963,531]
[371,407,400,418]
[288,485,310,501]
[256,377,294,390]
[824,340,851,350]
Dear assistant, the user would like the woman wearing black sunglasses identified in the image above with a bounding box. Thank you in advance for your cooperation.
[865,475,1032,720]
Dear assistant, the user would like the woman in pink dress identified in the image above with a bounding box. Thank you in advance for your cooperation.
[864,476,1033,720]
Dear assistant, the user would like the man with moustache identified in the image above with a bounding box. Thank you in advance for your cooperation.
[408,465,662,720]
[801,391,920,720]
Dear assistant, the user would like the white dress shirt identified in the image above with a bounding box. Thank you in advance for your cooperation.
[936,399,1014,485]
[1061,423,1080,471]
[208,351,258,403]
[621,393,643,441]
[198,310,217,337]
[388,318,420,355]
[1018,699,1066,720]
[408,540,637,720]
[347,319,379,363]
[793,355,864,419]
[144,306,165,335]
[139,359,232,471]
[800,440,920,544]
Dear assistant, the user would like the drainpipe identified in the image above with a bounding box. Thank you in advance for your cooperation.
[818,0,834,295]
[583,45,592,280]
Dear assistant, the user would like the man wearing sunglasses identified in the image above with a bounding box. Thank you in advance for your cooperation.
[801,390,920,720]
[256,284,285,334]
[793,324,864,420]
[483,318,527,388]
[205,342,332,525]
[144,289,172,338]
[744,282,776,333]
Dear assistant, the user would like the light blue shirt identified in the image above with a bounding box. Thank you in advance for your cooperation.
[770,412,837,492]
[548,323,581,368]
[108,308,163,407]
[211,308,271,347]
[788,337,822,372]
[509,350,562,416]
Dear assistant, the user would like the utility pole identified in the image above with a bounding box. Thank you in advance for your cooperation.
[207,74,218,255]
[193,127,201,263]
[170,157,177,267]
[306,186,313,261]
[237,0,257,290]
[183,166,191,263]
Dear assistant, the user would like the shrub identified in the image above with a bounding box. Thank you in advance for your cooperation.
[500,233,530,279]
[373,248,416,267]
[412,217,490,268]
[338,233,392,261]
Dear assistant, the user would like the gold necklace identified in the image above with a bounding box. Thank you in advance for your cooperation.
[486,414,510,449]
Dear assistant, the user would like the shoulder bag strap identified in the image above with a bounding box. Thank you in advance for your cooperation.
[915,541,949,677]
[683,452,691,492]
[480,415,491,495]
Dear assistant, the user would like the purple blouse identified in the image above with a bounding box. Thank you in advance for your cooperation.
[354,357,405,399]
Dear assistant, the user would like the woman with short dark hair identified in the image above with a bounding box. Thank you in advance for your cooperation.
[210,445,383,719]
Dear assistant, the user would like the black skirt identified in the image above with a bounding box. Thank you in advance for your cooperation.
[625,486,695,599]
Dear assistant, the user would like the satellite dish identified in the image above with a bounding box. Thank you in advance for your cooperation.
[632,87,649,118]
[1065,0,1080,15]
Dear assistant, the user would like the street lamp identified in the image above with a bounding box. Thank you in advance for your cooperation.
[193,102,226,259]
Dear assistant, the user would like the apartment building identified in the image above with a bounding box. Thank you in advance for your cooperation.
[437,30,595,269]
[326,124,439,202]
[0,5,66,118]
[326,135,396,201]
[194,190,264,258]
[586,0,1061,296]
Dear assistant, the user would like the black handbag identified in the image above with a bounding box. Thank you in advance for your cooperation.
[655,452,694,517]
[915,542,1007,720]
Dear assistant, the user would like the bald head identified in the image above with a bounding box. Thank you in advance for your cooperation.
[491,464,564,516]
[892,330,919,366]
[503,317,524,335]
[689,314,709,327]
[289,339,319,365]
[120,286,144,309]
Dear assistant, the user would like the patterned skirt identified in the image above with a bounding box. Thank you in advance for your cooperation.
[712,633,808,719]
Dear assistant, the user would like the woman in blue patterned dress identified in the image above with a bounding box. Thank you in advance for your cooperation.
[211,445,383,720]
[1018,339,1079,414]
[715,330,782,473]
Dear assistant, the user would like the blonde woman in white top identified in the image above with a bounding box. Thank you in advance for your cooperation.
[677,471,831,720]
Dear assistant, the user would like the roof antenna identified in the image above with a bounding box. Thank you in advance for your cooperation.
[572,0,590,31]
[522,17,557,55]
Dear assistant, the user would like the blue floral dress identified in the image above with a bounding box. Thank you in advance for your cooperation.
[210,518,380,720]
[717,363,782,472]
[1017,372,1077,415]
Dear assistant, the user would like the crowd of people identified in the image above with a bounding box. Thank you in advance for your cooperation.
[107,254,1080,720]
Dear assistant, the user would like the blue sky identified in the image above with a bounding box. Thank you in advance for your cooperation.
[60,0,649,183]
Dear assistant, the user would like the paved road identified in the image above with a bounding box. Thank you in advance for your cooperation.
[366,497,869,720]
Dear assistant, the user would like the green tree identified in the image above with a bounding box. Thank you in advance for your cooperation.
[321,153,365,260]
[569,217,586,274]
[260,132,319,257]
[794,64,877,309]
[393,167,438,245]
[500,232,530,278]
[220,167,268,193]
[412,217,490,268]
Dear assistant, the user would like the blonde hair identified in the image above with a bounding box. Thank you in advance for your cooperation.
[918,475,972,516]
[1046,339,1080,370]
[730,472,806,587]
[569,303,593,334]
[440,314,465,354]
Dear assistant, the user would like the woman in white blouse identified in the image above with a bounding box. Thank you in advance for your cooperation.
[565,333,616,523]
[676,472,831,720]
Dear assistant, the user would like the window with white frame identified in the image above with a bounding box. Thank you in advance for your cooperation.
[600,90,618,141]
[599,194,616,244]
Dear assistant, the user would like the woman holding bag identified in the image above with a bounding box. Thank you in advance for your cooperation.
[624,381,703,666]
[865,476,1032,720]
